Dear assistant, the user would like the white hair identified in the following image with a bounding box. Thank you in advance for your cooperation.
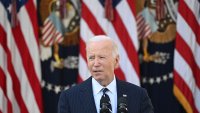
[86,35,119,57]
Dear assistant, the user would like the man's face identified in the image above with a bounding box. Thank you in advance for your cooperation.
[86,40,119,86]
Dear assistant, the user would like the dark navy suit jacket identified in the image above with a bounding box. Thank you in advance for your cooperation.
[58,77,154,113]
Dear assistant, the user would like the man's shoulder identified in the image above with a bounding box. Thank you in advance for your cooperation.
[61,77,91,95]
[118,80,146,93]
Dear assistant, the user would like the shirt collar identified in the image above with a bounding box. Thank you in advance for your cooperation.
[92,76,116,95]
[106,76,116,94]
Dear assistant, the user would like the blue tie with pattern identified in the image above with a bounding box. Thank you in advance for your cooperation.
[100,88,112,112]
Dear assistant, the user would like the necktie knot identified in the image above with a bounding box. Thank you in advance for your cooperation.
[103,88,108,95]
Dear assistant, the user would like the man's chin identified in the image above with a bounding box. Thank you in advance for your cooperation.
[93,74,103,81]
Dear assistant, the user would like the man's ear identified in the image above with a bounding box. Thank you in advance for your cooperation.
[114,55,120,69]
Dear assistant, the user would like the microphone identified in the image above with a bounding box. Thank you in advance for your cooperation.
[100,96,112,113]
[117,95,128,113]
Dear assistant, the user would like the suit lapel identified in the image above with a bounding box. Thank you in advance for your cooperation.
[79,78,129,113]
[117,79,135,112]
[116,79,128,100]
[79,77,97,113]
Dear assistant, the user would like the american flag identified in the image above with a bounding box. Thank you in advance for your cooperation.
[136,11,152,40]
[41,12,64,46]
[0,0,43,113]
[173,0,200,113]
[78,0,140,85]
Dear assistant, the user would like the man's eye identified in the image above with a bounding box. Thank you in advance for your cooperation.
[88,56,94,60]
[100,56,105,59]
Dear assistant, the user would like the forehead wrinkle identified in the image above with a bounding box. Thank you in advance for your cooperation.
[91,40,112,49]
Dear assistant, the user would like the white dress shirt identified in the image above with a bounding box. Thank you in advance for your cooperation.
[92,76,117,113]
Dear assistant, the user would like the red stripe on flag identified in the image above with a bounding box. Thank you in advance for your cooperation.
[25,0,39,45]
[127,0,136,16]
[79,37,87,61]
[0,68,13,113]
[77,74,83,83]
[176,33,200,88]
[11,25,43,112]
[114,68,126,81]
[174,70,198,113]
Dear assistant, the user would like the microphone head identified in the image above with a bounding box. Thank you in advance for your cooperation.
[100,96,111,113]
[118,96,127,106]
[117,96,128,113]
[100,96,110,105]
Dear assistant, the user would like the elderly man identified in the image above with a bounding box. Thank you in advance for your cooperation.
[58,35,154,113]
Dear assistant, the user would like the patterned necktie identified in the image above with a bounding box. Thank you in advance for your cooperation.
[100,88,112,112]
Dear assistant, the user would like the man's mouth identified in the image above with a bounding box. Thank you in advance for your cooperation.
[93,70,102,73]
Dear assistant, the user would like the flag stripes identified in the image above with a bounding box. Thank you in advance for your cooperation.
[178,0,200,44]
[0,0,43,113]
[176,15,200,66]
[0,67,13,113]
[174,71,198,113]
[173,0,200,112]
[79,0,140,85]
[176,34,200,87]
[25,0,39,43]
[41,16,63,46]
[136,12,152,39]
[0,25,23,113]
[81,2,128,81]
[112,9,140,75]
[0,40,21,113]
[12,25,42,113]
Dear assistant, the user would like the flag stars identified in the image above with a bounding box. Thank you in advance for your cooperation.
[142,77,147,83]
[47,83,52,91]
[7,4,12,13]
[54,85,61,94]
[163,75,168,81]
[69,26,73,30]
[41,80,76,94]
[156,21,159,25]
[41,80,45,87]
[71,21,76,26]
[142,72,173,85]
[156,77,161,84]
[149,78,154,84]
[64,86,70,90]
[75,15,79,19]
[169,73,173,78]
[160,24,164,28]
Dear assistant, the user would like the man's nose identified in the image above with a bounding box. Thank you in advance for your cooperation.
[94,58,100,66]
